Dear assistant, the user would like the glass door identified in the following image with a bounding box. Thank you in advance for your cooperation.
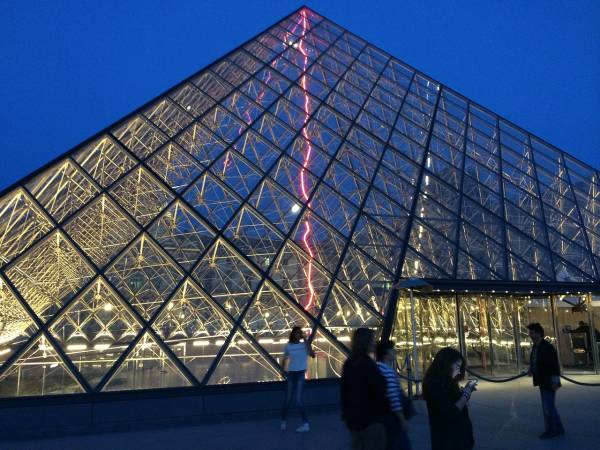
[554,294,595,373]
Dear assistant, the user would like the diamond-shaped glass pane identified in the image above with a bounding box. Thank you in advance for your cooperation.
[64,194,140,268]
[148,201,215,271]
[105,235,183,320]
[0,189,53,266]
[110,167,174,227]
[208,329,281,385]
[0,275,38,370]
[49,278,142,388]
[5,231,95,323]
[103,331,191,391]
[0,334,83,397]
[152,279,233,383]
[26,160,99,223]
[75,136,136,188]
[192,239,261,319]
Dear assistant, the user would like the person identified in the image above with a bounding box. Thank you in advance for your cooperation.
[341,328,389,450]
[280,326,315,433]
[567,321,600,361]
[375,340,411,450]
[422,347,475,450]
[527,322,564,439]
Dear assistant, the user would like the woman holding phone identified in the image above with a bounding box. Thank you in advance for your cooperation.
[423,347,476,450]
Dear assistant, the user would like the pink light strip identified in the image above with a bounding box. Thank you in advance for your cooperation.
[296,10,316,311]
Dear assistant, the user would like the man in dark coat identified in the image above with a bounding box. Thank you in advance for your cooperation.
[527,323,564,439]
[341,328,389,450]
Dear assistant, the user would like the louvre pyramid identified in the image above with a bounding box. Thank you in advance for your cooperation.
[0,6,598,397]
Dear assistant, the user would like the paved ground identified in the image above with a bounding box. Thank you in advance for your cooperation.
[1,377,599,450]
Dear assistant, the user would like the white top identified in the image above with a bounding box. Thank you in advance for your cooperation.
[284,342,309,372]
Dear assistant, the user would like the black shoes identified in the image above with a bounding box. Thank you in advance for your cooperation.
[539,430,564,439]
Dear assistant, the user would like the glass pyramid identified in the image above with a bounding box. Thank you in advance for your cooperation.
[0,6,598,397]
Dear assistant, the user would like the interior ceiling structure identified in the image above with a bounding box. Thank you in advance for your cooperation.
[0,6,598,397]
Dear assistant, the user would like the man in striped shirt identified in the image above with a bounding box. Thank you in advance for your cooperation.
[376,340,411,450]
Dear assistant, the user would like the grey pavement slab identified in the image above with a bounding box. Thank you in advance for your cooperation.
[1,377,598,450]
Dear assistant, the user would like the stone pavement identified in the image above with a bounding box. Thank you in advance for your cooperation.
[1,377,599,450]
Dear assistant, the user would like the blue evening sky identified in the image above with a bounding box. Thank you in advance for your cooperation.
[1,0,598,191]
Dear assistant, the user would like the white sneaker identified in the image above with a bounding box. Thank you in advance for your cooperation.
[295,423,310,433]
[280,421,287,431]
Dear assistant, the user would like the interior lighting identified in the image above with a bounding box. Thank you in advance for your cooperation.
[192,340,210,347]
[215,339,226,346]
[94,343,111,351]
[0,349,10,356]
[291,204,301,213]
[103,303,113,312]
[67,344,87,351]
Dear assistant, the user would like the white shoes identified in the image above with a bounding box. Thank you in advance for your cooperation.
[295,423,310,433]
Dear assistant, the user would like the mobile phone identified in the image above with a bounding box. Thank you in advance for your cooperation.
[467,379,478,388]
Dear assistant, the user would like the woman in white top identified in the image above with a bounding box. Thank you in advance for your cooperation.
[280,326,315,433]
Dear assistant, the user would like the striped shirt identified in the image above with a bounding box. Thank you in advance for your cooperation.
[376,361,403,412]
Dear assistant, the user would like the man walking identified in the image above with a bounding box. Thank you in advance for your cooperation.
[527,323,564,439]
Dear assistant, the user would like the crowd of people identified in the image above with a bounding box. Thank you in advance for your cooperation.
[278,322,564,449]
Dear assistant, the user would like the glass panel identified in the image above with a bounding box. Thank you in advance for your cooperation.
[5,231,95,323]
[103,331,191,391]
[146,143,203,193]
[49,278,142,388]
[0,189,53,266]
[110,167,174,227]
[64,194,140,268]
[0,275,38,370]
[148,201,215,271]
[183,172,241,230]
[105,235,183,320]
[554,295,595,372]
[75,136,136,188]
[26,160,99,223]
[0,334,83,397]
[112,115,168,159]
[516,296,556,369]
[460,295,492,374]
[192,239,261,319]
[207,330,282,385]
[152,280,233,383]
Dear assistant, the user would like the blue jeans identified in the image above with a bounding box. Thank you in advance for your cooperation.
[540,388,564,434]
[281,370,307,423]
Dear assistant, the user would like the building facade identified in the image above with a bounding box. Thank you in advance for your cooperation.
[0,7,598,398]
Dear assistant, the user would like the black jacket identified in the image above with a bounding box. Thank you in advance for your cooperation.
[340,354,389,430]
[530,339,561,390]
[424,378,474,450]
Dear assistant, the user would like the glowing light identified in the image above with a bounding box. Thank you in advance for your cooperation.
[215,339,226,346]
[193,340,210,347]
[94,343,111,351]
[294,9,316,311]
[0,349,10,356]
[258,338,275,344]
[291,204,301,213]
[103,303,113,312]
[67,344,87,351]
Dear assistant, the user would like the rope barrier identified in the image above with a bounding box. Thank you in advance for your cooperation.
[559,374,600,387]
[465,368,528,383]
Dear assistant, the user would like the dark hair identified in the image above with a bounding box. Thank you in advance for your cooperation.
[288,326,303,343]
[351,328,374,356]
[526,322,544,337]
[423,347,465,399]
[375,340,395,361]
